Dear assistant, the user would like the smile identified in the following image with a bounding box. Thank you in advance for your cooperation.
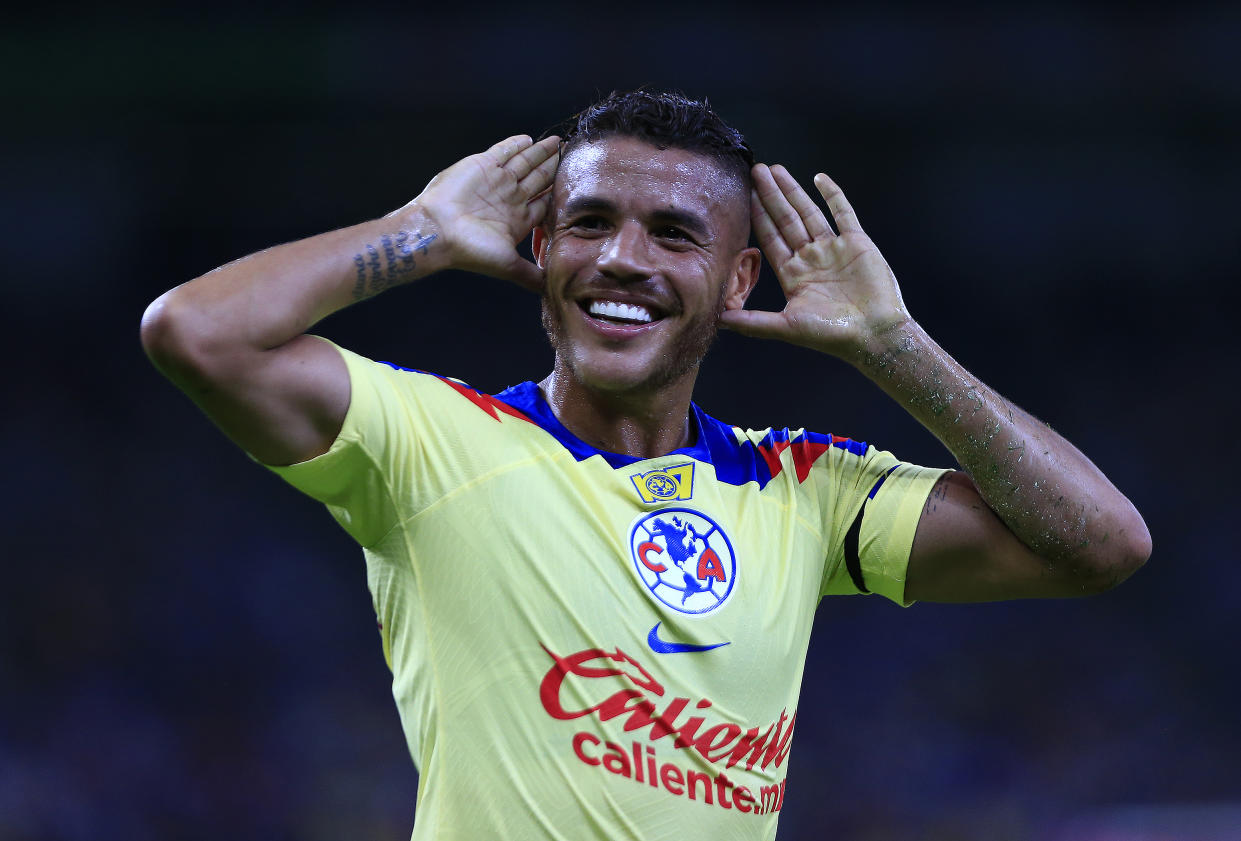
[587,299,654,325]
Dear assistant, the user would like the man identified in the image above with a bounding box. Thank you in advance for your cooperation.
[141,91,1150,839]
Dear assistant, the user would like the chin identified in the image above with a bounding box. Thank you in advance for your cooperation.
[560,349,687,396]
[541,298,714,396]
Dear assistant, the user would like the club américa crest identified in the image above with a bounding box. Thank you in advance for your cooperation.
[628,507,737,615]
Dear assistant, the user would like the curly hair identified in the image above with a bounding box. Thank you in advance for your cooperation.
[553,89,754,191]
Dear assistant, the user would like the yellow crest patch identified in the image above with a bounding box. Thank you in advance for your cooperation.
[630,462,695,503]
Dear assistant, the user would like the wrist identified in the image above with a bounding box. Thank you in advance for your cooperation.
[844,316,923,371]
[380,202,449,278]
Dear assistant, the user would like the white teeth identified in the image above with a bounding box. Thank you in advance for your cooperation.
[588,299,653,324]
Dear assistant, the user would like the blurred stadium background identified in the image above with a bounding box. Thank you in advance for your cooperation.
[2,3,1238,839]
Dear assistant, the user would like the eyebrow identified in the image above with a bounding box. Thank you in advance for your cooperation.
[562,196,712,240]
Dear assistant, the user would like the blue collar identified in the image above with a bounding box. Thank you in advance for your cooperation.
[492,381,778,488]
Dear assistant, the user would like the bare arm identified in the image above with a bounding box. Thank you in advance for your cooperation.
[856,322,1149,600]
[140,135,559,465]
[721,164,1151,601]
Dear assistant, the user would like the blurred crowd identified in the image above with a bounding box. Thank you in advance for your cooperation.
[2,6,1238,839]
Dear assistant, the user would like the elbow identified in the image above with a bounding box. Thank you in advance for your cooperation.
[1076,505,1152,595]
[1126,511,1154,571]
[140,291,175,361]
[139,288,224,386]
[1116,512,1153,584]
[140,290,191,370]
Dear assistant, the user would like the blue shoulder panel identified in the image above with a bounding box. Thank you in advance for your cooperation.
[374,368,869,491]
[491,382,867,491]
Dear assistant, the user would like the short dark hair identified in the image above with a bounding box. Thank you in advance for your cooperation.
[554,90,754,191]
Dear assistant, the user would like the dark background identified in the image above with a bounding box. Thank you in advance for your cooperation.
[3,4,1239,840]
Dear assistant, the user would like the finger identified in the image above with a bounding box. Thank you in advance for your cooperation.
[771,165,833,240]
[718,308,790,342]
[503,257,545,294]
[813,173,863,234]
[753,164,812,251]
[482,134,533,167]
[522,191,553,231]
[516,144,561,198]
[507,135,560,182]
[750,188,792,266]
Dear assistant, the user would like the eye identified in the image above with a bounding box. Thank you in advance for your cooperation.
[570,215,608,232]
[654,226,691,243]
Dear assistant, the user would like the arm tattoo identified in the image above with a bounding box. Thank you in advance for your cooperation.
[351,230,438,300]
[922,474,950,518]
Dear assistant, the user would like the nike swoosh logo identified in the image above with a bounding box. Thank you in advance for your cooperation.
[647,622,730,654]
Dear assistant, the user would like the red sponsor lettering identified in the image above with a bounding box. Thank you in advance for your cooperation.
[567,733,786,816]
[660,761,684,795]
[713,771,735,809]
[539,645,796,773]
[601,741,630,777]
[757,779,784,814]
[687,770,713,803]
[724,709,797,771]
[697,722,743,763]
[572,731,601,766]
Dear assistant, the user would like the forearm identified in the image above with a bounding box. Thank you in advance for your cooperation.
[142,203,443,362]
[851,319,1151,577]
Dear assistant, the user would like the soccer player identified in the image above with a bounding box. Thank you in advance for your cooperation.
[140,91,1150,839]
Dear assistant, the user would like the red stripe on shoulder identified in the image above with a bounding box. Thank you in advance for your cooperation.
[756,438,791,479]
[789,438,831,482]
[438,377,536,425]
[754,431,835,484]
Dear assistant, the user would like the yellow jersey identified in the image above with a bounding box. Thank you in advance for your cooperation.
[266,340,946,840]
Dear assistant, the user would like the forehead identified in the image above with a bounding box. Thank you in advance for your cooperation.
[555,136,744,224]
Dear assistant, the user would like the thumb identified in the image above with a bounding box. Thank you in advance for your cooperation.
[503,257,546,294]
[718,308,789,342]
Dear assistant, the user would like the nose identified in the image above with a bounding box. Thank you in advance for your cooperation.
[596,222,652,281]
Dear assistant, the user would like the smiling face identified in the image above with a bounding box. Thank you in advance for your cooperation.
[534,136,760,399]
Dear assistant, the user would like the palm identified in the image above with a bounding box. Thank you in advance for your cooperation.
[412,135,560,291]
[720,166,910,357]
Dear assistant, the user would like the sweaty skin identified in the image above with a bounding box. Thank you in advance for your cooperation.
[140,135,562,466]
[141,131,1148,607]
[136,120,1152,841]
[721,164,1151,600]
[533,136,759,458]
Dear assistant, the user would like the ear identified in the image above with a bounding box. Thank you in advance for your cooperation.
[723,247,762,310]
[531,226,550,269]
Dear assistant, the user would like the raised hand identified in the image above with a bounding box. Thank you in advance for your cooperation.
[719,164,911,359]
[406,134,560,292]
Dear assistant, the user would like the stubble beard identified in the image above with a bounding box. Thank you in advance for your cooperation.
[541,285,726,395]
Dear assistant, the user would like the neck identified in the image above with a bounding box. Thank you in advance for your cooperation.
[538,364,698,459]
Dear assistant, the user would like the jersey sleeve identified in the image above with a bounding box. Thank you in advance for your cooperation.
[260,338,464,547]
[818,445,948,606]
